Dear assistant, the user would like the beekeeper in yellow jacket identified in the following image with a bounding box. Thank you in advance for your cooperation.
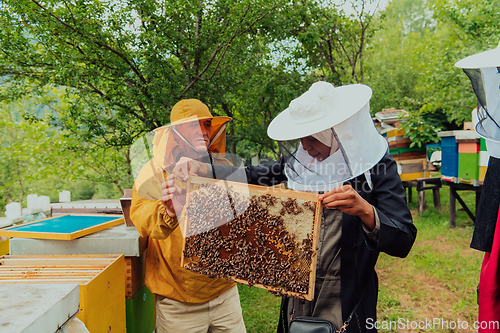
[130,99,246,333]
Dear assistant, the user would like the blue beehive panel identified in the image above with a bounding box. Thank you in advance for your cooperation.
[8,215,121,234]
[441,136,458,177]
[441,136,457,147]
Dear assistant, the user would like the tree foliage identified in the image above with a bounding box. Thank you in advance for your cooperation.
[365,0,500,135]
[423,0,500,123]
[364,0,425,114]
[0,83,133,212]
[6,0,500,211]
[287,0,378,85]
[0,0,282,148]
[0,94,65,208]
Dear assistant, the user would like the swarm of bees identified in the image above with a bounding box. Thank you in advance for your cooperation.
[182,182,320,299]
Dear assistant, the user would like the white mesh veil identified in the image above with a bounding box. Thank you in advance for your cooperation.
[462,67,500,157]
[280,103,388,192]
[130,117,249,237]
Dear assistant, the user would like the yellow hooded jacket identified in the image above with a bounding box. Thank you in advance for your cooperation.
[130,100,235,303]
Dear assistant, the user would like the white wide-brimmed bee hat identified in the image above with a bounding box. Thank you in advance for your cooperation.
[456,40,500,158]
[267,81,388,192]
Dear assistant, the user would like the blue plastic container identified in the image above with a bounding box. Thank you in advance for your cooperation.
[426,142,441,160]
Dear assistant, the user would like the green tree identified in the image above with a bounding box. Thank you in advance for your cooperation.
[0,83,133,215]
[197,26,311,161]
[0,0,390,172]
[231,65,311,161]
[0,0,281,150]
[364,0,435,114]
[0,96,66,210]
[422,0,500,124]
[364,0,491,133]
[288,0,379,85]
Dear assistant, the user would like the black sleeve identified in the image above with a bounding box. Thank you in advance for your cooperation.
[368,153,417,258]
[212,157,288,186]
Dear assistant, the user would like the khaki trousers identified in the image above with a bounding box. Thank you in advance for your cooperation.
[155,285,246,333]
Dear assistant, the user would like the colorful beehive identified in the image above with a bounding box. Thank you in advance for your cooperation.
[385,128,428,181]
[440,135,458,178]
[457,131,480,181]
[386,128,427,161]
[0,254,126,333]
[438,130,486,183]
[458,153,479,180]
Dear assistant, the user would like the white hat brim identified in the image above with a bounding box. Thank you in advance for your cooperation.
[455,47,500,69]
[476,121,500,144]
[267,84,372,141]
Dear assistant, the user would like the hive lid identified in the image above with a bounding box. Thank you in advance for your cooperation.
[0,283,80,333]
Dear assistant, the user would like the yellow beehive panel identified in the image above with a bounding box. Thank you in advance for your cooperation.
[0,214,124,240]
[181,176,322,301]
[0,238,8,256]
[0,254,126,333]
[399,172,425,181]
[480,166,487,181]
[79,255,125,333]
[386,128,406,138]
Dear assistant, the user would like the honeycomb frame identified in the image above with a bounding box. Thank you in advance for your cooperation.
[181,176,322,300]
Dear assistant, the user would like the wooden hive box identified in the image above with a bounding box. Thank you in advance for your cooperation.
[396,158,426,181]
[0,254,126,333]
[125,251,146,299]
[126,285,155,333]
[180,176,322,301]
[9,223,147,301]
[440,135,459,177]
[480,166,488,181]
[458,142,480,154]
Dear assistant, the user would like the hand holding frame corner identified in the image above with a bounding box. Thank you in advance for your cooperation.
[172,157,208,181]
[160,174,187,217]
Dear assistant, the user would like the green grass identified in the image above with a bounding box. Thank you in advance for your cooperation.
[239,185,484,332]
[238,283,281,332]
[377,185,482,332]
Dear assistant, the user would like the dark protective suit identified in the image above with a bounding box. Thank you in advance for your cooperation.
[471,156,500,252]
[212,152,417,332]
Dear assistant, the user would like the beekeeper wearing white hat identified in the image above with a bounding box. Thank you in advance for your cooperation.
[456,41,500,328]
[169,81,416,332]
